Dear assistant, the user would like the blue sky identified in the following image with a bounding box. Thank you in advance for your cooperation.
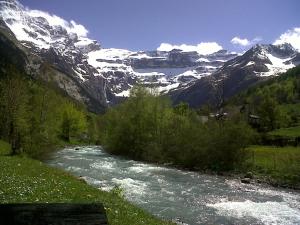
[20,0,300,52]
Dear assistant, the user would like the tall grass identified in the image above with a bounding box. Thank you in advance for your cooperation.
[246,146,300,186]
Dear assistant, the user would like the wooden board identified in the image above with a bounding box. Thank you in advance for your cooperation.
[0,203,108,225]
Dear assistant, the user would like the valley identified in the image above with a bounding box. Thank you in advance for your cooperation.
[0,1,299,225]
[1,0,299,111]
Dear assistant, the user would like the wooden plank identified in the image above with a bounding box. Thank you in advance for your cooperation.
[0,203,108,225]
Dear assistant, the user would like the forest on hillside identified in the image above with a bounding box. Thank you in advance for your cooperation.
[0,67,100,158]
[231,66,300,131]
[100,66,300,171]
[1,65,299,172]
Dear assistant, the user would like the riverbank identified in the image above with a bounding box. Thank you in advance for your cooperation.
[136,145,300,190]
[0,142,174,225]
[130,145,300,190]
[47,146,300,225]
[1,140,299,224]
[242,145,300,190]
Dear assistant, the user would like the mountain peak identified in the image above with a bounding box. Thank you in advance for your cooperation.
[273,42,297,55]
[0,0,23,9]
[1,0,298,111]
[0,0,96,50]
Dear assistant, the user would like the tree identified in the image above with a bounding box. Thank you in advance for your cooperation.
[204,120,255,171]
[26,83,64,156]
[257,95,281,131]
[60,104,87,142]
[100,85,255,171]
[0,71,29,154]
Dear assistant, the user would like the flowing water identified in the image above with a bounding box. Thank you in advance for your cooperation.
[46,146,300,225]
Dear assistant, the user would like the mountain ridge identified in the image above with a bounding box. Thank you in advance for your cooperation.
[169,43,300,108]
[0,0,299,112]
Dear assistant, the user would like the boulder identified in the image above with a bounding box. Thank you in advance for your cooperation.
[241,178,251,184]
[244,172,254,179]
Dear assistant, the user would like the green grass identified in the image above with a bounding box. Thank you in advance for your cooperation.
[0,140,173,225]
[278,103,300,113]
[0,139,11,155]
[268,126,300,138]
[246,145,300,187]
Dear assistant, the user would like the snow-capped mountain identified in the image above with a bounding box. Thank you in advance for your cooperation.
[0,0,237,104]
[88,48,238,97]
[0,0,101,69]
[0,0,299,111]
[225,43,298,77]
[169,43,300,107]
[0,0,109,112]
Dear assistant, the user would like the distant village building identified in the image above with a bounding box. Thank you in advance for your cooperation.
[240,104,260,126]
[210,112,228,120]
[247,114,260,129]
[248,114,260,125]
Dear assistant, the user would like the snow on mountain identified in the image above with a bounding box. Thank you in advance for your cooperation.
[84,43,239,95]
[169,43,300,108]
[263,53,295,76]
[1,0,299,108]
[0,0,238,99]
[0,0,109,112]
[0,0,91,50]
[0,0,102,83]
[225,43,298,77]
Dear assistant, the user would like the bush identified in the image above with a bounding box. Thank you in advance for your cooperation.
[100,86,255,171]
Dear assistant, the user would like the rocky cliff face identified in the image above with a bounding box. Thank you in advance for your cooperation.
[169,43,300,108]
[0,0,108,112]
[87,48,238,99]
[0,0,238,108]
[0,0,299,112]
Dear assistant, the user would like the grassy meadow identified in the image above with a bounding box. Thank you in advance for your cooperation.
[0,140,174,225]
[246,145,300,187]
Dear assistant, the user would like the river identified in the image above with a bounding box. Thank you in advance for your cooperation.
[46,146,300,225]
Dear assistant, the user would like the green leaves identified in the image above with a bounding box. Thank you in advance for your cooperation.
[100,86,255,171]
[234,66,300,131]
[0,70,29,155]
[101,87,169,160]
[0,68,93,158]
[61,104,87,142]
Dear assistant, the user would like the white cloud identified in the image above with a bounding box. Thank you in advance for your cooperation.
[274,27,300,51]
[27,9,88,37]
[28,10,68,27]
[231,36,262,47]
[231,37,250,46]
[157,42,223,55]
[70,20,88,37]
